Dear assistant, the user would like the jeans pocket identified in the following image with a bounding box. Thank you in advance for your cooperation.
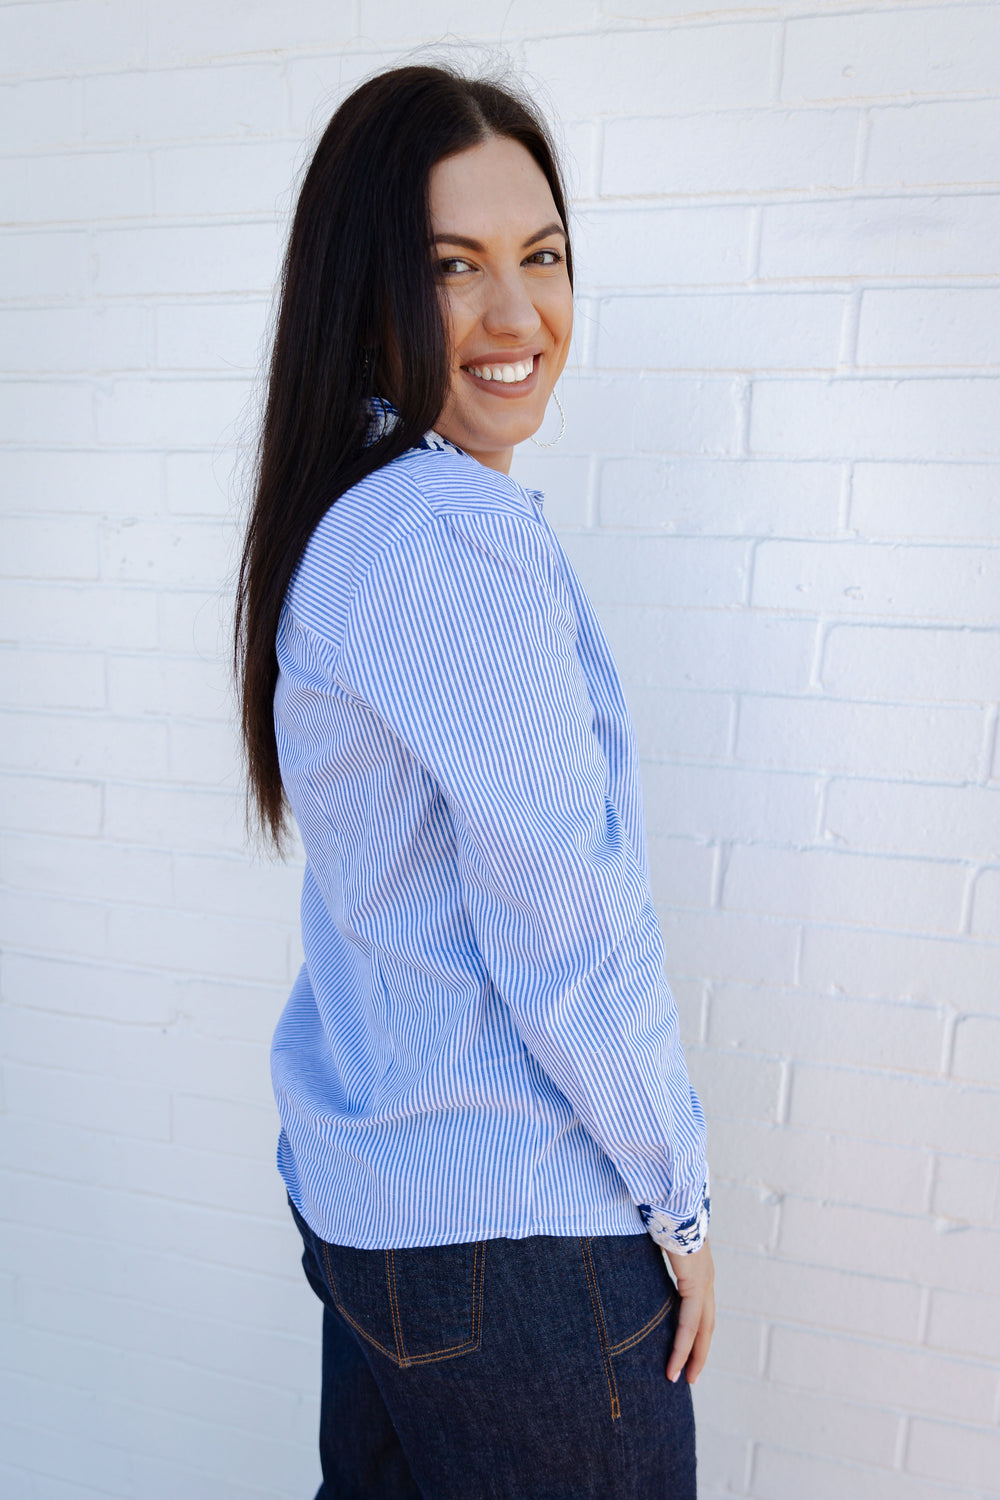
[583,1233,677,1358]
[319,1237,487,1369]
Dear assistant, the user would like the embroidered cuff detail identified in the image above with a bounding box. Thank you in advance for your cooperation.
[637,1172,710,1255]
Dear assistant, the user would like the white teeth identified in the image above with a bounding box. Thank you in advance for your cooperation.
[468,358,533,385]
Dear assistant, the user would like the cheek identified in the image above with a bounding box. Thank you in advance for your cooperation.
[441,289,480,366]
[545,284,574,348]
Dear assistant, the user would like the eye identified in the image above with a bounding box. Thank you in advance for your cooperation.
[525,248,563,267]
[437,256,475,276]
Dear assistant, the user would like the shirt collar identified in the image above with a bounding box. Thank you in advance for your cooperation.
[364,395,545,510]
[365,395,465,458]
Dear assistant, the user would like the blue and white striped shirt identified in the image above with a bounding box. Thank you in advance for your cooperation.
[271,425,709,1254]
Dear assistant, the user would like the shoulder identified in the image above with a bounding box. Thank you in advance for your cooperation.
[398,445,540,524]
[286,446,547,641]
[357,449,557,597]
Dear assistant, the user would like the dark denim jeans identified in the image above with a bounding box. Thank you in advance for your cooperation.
[289,1198,696,1499]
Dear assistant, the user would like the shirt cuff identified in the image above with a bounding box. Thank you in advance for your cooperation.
[637,1169,710,1255]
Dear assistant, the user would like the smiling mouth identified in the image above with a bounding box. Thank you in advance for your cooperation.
[463,354,537,386]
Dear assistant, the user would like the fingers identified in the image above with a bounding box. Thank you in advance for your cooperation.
[665,1294,701,1383]
[663,1238,716,1385]
[682,1288,715,1385]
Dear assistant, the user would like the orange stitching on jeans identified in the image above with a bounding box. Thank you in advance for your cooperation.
[405,1239,487,1362]
[470,1238,485,1348]
[399,1241,487,1365]
[606,1294,674,1357]
[580,1238,621,1422]
[386,1248,407,1366]
[474,1239,485,1341]
[335,1301,399,1360]
[320,1239,487,1369]
[321,1241,398,1362]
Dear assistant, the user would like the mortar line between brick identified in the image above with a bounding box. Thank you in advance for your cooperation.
[769,18,786,106]
[939,1008,960,1077]
[736,377,752,457]
[978,702,999,786]
[776,1059,792,1126]
[790,924,804,987]
[853,108,872,187]
[957,867,977,937]
[922,1158,937,1222]
[893,1413,909,1472]
[743,1438,757,1497]
[746,203,763,283]
[838,288,863,370]
[710,842,731,909]
[758,1320,772,1380]
[806,618,827,692]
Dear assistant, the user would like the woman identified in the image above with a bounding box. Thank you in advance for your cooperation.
[236,63,714,1499]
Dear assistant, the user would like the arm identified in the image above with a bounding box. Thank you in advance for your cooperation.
[337,505,709,1254]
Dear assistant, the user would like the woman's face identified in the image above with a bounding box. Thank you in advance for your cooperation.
[428,134,574,474]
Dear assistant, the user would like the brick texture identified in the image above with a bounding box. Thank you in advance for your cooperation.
[2,5,999,1499]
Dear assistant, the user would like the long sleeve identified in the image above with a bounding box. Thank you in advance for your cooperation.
[333,502,709,1252]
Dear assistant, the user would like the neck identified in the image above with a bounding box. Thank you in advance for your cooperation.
[463,444,513,475]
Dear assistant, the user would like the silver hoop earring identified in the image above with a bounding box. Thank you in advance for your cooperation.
[530,389,565,448]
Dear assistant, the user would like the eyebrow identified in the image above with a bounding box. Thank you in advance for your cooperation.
[432,221,566,251]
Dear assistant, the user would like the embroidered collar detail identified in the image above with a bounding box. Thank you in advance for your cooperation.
[364,395,544,509]
[365,395,465,458]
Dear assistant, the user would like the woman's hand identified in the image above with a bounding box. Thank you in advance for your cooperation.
[664,1238,715,1386]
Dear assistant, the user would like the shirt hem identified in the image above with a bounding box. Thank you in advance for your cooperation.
[283,1178,649,1250]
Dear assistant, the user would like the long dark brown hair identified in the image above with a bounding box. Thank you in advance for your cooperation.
[235,63,573,848]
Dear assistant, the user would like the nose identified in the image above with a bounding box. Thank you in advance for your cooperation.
[481,267,542,342]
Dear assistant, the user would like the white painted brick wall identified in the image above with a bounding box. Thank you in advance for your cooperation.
[2,3,999,1498]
